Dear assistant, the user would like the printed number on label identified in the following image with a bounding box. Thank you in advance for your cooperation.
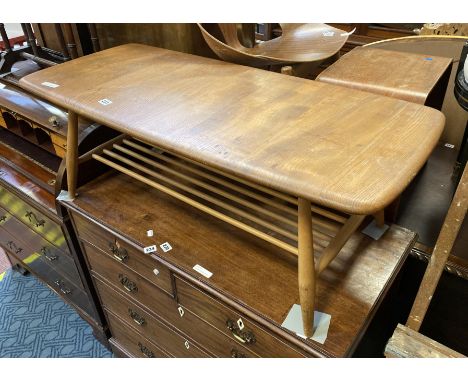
[98,98,112,106]
[144,245,157,254]
[160,242,172,252]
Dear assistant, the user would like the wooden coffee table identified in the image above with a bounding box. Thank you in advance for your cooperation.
[19,43,445,337]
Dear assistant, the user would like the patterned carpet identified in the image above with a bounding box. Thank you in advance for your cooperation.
[0,268,112,357]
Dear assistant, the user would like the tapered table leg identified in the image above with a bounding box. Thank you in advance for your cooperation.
[298,197,315,338]
[66,110,78,198]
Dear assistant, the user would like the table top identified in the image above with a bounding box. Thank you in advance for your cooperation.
[19,44,445,215]
[317,47,453,104]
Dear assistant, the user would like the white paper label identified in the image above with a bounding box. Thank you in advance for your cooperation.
[147,229,154,237]
[41,81,60,88]
[143,245,157,254]
[160,242,172,252]
[193,264,212,278]
[98,98,112,106]
[444,143,455,149]
[178,306,184,317]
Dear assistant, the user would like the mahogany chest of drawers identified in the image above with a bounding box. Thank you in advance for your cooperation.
[0,141,101,328]
[63,172,416,358]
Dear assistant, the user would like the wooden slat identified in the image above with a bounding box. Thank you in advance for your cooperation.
[92,153,298,255]
[124,138,348,224]
[102,149,298,242]
[385,324,465,358]
[407,165,468,331]
[113,143,297,228]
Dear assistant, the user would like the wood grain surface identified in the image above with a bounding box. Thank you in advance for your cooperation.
[19,44,445,215]
[65,172,416,357]
[317,47,453,105]
[198,23,348,66]
[385,324,465,358]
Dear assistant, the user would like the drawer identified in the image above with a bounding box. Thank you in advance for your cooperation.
[174,302,258,358]
[0,185,68,253]
[109,338,134,358]
[0,206,83,289]
[72,211,173,295]
[83,241,179,325]
[106,311,170,358]
[175,276,305,358]
[96,277,209,358]
[0,227,96,319]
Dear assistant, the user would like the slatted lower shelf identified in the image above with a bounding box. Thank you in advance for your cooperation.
[90,136,353,260]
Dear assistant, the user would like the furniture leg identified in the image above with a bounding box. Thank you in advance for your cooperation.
[66,110,78,198]
[373,209,385,227]
[316,214,366,274]
[298,197,315,337]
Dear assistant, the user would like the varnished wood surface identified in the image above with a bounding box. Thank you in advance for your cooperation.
[385,324,465,358]
[317,47,453,105]
[0,155,56,214]
[198,23,348,66]
[95,277,211,358]
[0,142,56,193]
[0,82,91,137]
[20,44,444,215]
[72,212,174,295]
[65,172,416,357]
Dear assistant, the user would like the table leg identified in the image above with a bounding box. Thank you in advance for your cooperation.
[373,209,385,228]
[66,110,78,198]
[298,197,315,338]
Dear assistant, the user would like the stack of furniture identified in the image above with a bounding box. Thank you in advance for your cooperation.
[0,24,116,344]
[18,44,447,357]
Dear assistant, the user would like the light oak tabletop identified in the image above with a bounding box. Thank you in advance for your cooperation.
[19,43,445,215]
[317,47,452,104]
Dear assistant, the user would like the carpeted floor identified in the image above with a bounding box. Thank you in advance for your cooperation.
[0,268,112,358]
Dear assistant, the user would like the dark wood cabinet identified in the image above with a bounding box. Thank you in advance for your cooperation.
[63,171,416,358]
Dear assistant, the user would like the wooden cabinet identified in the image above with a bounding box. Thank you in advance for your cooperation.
[0,149,100,326]
[64,172,416,358]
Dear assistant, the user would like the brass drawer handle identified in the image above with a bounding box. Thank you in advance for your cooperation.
[226,319,256,345]
[128,308,146,326]
[25,211,45,228]
[0,215,6,223]
[138,342,155,358]
[41,246,58,261]
[118,274,138,293]
[54,280,71,295]
[109,241,129,263]
[7,240,22,254]
[231,349,247,358]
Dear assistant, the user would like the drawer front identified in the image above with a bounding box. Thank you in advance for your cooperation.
[106,312,170,358]
[0,185,67,253]
[72,211,173,295]
[96,277,209,358]
[0,227,96,319]
[83,241,179,325]
[174,302,258,358]
[0,206,83,289]
[175,277,305,358]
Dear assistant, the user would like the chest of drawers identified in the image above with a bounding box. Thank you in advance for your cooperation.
[0,96,118,345]
[63,172,416,358]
